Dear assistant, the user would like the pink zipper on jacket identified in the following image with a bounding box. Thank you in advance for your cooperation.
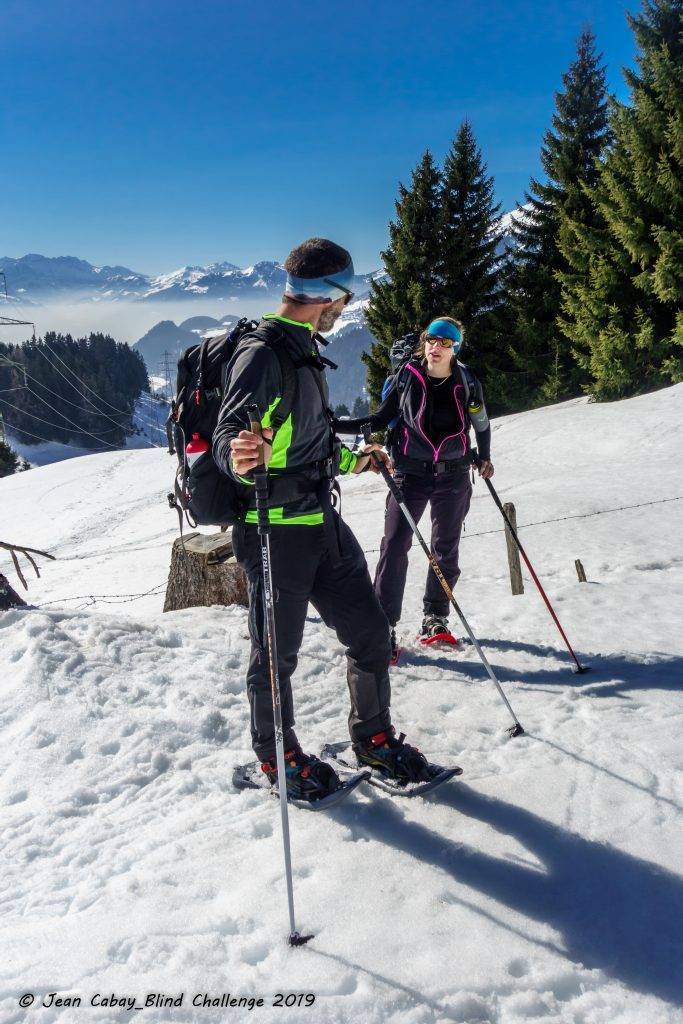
[404,363,468,461]
[434,382,467,459]
[405,363,438,459]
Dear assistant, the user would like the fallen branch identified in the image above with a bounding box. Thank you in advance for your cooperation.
[0,541,55,590]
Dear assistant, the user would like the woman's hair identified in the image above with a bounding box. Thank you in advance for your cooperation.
[416,316,464,366]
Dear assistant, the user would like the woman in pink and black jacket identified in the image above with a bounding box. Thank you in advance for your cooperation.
[349,317,494,657]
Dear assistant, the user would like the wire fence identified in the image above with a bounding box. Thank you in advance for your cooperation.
[3,491,679,611]
[356,494,683,554]
[35,581,167,609]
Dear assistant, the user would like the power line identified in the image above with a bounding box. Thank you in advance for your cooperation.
[25,385,123,439]
[0,352,160,448]
[42,339,137,416]
[3,420,112,450]
[1,353,126,419]
[33,346,132,423]
[0,395,121,448]
[33,346,162,448]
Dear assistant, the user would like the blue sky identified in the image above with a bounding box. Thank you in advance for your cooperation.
[1,0,636,274]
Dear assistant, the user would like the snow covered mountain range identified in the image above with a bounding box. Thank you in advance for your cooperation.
[133,299,373,409]
[0,208,522,306]
[0,254,377,304]
[0,384,681,1022]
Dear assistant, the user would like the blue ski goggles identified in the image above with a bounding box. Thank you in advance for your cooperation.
[425,319,463,352]
[284,260,355,305]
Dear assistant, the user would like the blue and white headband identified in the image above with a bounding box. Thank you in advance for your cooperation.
[426,318,463,351]
[284,259,355,305]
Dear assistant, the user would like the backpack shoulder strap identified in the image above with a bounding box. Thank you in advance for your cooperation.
[248,322,298,434]
[456,360,476,406]
[268,341,297,431]
[397,359,416,413]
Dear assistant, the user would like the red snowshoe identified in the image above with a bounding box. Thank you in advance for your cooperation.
[418,615,459,648]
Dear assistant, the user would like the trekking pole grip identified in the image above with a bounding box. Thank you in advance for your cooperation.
[247,404,270,533]
[248,405,266,469]
[361,421,404,502]
[470,450,502,507]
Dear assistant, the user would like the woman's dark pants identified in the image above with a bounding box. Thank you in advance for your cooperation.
[374,468,472,627]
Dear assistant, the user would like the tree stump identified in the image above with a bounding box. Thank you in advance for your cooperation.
[163,532,248,612]
[0,573,27,610]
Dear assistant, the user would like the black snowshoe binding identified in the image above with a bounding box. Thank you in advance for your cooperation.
[421,614,449,638]
[419,614,458,648]
[390,627,400,666]
[261,746,342,803]
[353,728,434,785]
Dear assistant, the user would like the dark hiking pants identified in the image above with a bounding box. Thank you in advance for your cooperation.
[374,468,472,626]
[232,513,392,762]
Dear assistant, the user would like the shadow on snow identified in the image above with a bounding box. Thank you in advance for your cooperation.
[332,782,683,1006]
[403,641,683,700]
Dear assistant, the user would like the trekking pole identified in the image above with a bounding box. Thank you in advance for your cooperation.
[248,405,313,947]
[472,455,588,674]
[361,426,524,738]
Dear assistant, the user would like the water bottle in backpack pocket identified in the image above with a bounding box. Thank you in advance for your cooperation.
[183,432,239,527]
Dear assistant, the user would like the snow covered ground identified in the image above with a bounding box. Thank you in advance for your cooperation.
[0,385,681,1024]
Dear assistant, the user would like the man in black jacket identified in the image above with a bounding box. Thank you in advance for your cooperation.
[213,238,438,800]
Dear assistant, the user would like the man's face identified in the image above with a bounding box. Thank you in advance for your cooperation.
[317,297,347,333]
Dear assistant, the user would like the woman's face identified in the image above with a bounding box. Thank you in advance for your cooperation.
[424,337,453,375]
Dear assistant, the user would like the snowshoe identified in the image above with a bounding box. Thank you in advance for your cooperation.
[322,733,462,797]
[419,614,458,648]
[233,746,369,811]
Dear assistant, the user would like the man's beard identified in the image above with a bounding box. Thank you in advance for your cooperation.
[317,303,342,333]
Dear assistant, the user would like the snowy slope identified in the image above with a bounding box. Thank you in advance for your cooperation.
[0,386,681,1024]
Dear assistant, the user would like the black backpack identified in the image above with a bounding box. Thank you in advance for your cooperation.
[166,318,297,532]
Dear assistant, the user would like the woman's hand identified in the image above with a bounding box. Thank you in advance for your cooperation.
[477,459,494,479]
[230,427,274,477]
[353,443,393,475]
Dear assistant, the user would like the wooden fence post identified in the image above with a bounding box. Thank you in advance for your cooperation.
[575,559,587,583]
[503,502,524,596]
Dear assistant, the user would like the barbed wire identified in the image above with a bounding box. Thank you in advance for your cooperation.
[35,581,167,609]
[363,494,683,553]
[6,494,680,608]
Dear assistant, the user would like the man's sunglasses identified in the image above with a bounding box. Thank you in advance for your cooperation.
[323,278,355,305]
[425,335,455,349]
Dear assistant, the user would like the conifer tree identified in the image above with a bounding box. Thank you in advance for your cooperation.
[507,29,611,405]
[364,150,442,405]
[0,439,20,477]
[559,0,683,399]
[438,121,508,406]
